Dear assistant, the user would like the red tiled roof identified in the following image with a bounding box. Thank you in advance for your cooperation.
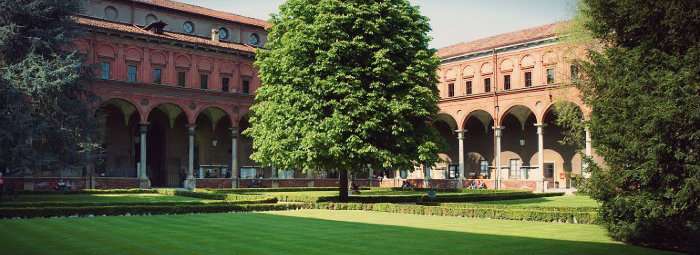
[75,16,257,53]
[437,22,566,59]
[128,0,270,29]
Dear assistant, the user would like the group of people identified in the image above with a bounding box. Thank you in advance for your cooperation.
[469,180,487,189]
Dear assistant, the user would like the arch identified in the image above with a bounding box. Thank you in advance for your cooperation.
[195,106,232,132]
[96,44,116,59]
[480,62,493,75]
[444,68,457,81]
[147,103,189,128]
[240,64,254,76]
[542,51,558,65]
[499,104,536,129]
[97,98,141,126]
[175,54,191,68]
[150,51,167,66]
[462,65,474,78]
[198,58,213,71]
[540,101,585,124]
[219,61,236,74]
[461,109,494,133]
[73,39,89,55]
[435,112,458,131]
[500,59,514,72]
[125,47,143,62]
[520,54,535,69]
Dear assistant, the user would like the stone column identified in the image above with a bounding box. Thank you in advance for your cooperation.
[535,123,545,192]
[456,130,465,182]
[494,126,502,189]
[138,123,151,189]
[230,127,239,188]
[184,125,196,190]
[584,126,592,178]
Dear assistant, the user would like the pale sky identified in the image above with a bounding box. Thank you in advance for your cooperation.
[180,0,577,49]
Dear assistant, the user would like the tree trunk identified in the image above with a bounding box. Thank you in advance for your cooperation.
[339,169,348,202]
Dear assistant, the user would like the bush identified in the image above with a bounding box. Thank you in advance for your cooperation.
[205,187,368,193]
[154,189,272,202]
[0,198,278,208]
[273,191,564,203]
[0,203,307,219]
[18,189,157,195]
[315,203,598,224]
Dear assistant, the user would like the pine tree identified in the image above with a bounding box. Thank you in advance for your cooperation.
[247,0,441,201]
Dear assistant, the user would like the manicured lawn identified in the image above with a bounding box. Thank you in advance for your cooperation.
[0,210,675,255]
[3,193,204,204]
[444,195,599,208]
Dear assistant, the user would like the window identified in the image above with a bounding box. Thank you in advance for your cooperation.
[570,64,579,82]
[484,78,491,93]
[127,65,137,83]
[240,167,257,179]
[546,68,555,84]
[218,27,229,40]
[100,62,110,80]
[177,71,186,87]
[221,77,230,92]
[480,160,489,178]
[145,14,158,25]
[447,83,455,97]
[104,6,118,21]
[242,78,250,94]
[248,33,260,46]
[544,163,555,178]
[503,74,511,90]
[509,159,520,179]
[465,80,472,95]
[524,71,532,87]
[152,68,162,84]
[183,21,195,34]
[399,169,408,179]
[200,74,208,89]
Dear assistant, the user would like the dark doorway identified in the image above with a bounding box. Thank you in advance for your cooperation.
[148,109,168,187]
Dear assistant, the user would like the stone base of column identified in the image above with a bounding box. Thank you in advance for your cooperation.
[183,177,196,190]
[138,178,151,189]
[535,180,544,193]
[231,178,239,188]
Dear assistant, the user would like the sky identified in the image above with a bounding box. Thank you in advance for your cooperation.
[180,0,578,49]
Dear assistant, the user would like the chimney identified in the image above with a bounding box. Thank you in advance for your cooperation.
[144,20,167,34]
[211,28,219,42]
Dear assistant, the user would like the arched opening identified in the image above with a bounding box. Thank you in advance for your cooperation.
[432,113,459,180]
[95,99,140,177]
[500,105,537,180]
[195,107,233,180]
[462,110,494,179]
[146,103,188,187]
[541,102,583,188]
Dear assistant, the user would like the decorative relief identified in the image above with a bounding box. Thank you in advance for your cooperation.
[520,55,535,68]
[500,59,514,72]
[480,62,493,74]
[125,48,143,62]
[150,51,166,65]
[444,68,457,81]
[462,65,474,78]
[175,55,191,68]
[542,51,558,65]
[96,44,116,58]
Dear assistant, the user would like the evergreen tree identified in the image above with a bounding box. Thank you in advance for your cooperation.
[564,0,700,251]
[248,0,441,201]
[0,0,96,176]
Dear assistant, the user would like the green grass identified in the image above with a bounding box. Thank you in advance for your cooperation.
[444,195,599,208]
[0,210,676,255]
[4,193,205,204]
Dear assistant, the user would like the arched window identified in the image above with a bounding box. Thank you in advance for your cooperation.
[248,33,260,46]
[104,6,118,21]
[218,27,229,40]
[145,14,158,25]
[183,21,195,34]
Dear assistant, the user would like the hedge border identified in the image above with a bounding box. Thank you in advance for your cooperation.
[273,191,565,203]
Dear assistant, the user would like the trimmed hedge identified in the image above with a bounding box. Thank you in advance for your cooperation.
[0,203,308,218]
[154,189,272,202]
[205,187,369,193]
[17,189,158,195]
[272,191,564,203]
[314,203,598,224]
[0,198,278,208]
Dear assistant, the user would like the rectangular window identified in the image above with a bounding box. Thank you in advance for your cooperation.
[200,74,208,89]
[152,68,162,84]
[127,65,137,83]
[480,160,489,178]
[484,78,491,93]
[503,74,511,90]
[100,62,110,80]
[447,83,454,97]
[524,71,532,87]
[177,71,186,87]
[465,80,472,95]
[544,163,555,178]
[242,78,250,94]
[509,159,520,179]
[222,77,230,92]
[570,64,579,82]
[546,68,555,84]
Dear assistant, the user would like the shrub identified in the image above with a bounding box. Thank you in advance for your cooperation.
[205,187,369,193]
[273,191,564,203]
[315,203,598,224]
[18,189,157,195]
[154,189,273,202]
[0,203,307,219]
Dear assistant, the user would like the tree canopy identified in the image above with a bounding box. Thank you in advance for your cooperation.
[247,0,441,200]
[0,0,95,175]
[566,0,700,251]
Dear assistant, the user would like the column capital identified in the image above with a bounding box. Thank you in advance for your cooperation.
[230,127,240,138]
[455,129,466,139]
[534,123,545,128]
[139,123,149,133]
[187,125,196,135]
[493,126,504,137]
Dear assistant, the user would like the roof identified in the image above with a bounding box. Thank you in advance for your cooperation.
[128,0,270,29]
[437,22,566,59]
[74,16,257,54]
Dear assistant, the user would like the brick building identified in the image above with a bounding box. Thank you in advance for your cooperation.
[8,0,599,192]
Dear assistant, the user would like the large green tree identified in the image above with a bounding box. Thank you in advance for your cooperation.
[0,0,96,176]
[566,0,700,251]
[248,0,441,201]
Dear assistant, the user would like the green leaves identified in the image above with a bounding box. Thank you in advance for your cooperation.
[247,0,440,175]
